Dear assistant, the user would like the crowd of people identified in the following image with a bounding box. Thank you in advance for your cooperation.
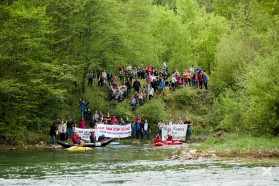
[50,63,204,145]
[89,63,209,111]
[49,112,193,146]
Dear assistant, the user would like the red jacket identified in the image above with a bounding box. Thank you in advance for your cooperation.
[79,120,86,128]
[72,134,78,144]
[166,135,173,141]
[198,73,203,82]
[154,138,162,143]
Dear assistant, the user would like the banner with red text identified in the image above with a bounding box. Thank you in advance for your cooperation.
[96,124,131,138]
[73,124,131,141]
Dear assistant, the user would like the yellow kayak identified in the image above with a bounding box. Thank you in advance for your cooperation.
[65,146,92,151]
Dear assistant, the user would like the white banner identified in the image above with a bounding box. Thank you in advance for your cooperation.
[73,124,131,141]
[161,124,188,141]
[97,124,131,138]
[73,127,96,141]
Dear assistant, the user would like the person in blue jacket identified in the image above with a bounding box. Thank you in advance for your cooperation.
[203,71,208,90]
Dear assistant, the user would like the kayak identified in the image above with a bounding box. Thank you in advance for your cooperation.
[154,142,164,146]
[57,138,113,148]
[169,141,182,145]
[108,142,120,147]
[164,141,182,145]
[65,146,92,151]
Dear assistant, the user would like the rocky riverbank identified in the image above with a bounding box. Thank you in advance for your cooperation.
[172,146,279,160]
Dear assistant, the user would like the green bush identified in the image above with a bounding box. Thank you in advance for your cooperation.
[135,99,167,137]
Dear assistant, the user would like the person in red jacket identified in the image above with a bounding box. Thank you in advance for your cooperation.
[198,72,203,89]
[166,134,173,141]
[154,134,162,143]
[72,131,84,146]
[79,118,86,129]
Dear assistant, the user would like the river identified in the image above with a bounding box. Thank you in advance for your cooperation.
[0,144,278,186]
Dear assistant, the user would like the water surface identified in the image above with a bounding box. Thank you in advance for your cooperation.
[0,144,278,186]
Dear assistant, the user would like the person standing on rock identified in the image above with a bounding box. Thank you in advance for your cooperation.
[49,123,57,146]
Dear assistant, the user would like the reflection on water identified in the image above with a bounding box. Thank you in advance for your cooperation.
[0,145,278,186]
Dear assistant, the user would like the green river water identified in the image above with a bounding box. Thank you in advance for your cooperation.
[0,144,278,186]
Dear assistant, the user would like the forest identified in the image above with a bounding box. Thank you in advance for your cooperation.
[0,0,278,145]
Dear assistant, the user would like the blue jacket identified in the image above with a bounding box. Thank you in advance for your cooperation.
[203,75,208,83]
[159,81,165,89]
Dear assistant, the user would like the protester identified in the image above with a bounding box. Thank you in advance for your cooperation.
[79,118,86,129]
[66,118,74,140]
[119,118,125,125]
[166,134,173,141]
[58,120,67,141]
[157,120,164,138]
[111,116,118,125]
[154,134,162,143]
[135,121,143,139]
[168,117,173,125]
[105,112,111,124]
[133,78,141,93]
[94,110,99,121]
[175,117,183,124]
[49,123,56,145]
[79,99,89,117]
[90,116,97,129]
[84,108,92,125]
[72,131,84,146]
[184,117,192,142]
[125,117,131,125]
[131,122,136,138]
[88,70,94,87]
[90,131,96,143]
[136,115,142,123]
[149,86,154,99]
[143,119,151,140]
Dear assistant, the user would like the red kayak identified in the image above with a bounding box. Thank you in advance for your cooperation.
[154,142,164,146]
[164,141,182,145]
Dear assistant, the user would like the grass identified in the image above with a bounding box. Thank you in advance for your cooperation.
[190,133,279,157]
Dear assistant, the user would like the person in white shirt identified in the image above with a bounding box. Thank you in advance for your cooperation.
[58,120,67,141]
[175,117,183,124]
[168,117,173,125]
[149,87,154,99]
[171,75,177,91]
[189,65,195,73]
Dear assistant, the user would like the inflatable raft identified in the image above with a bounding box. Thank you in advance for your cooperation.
[57,138,113,148]
[164,141,183,145]
[154,142,164,146]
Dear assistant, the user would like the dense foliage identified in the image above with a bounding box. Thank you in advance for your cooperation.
[0,0,278,144]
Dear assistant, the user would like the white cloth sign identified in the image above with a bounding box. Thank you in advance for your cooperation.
[161,124,188,141]
[73,127,96,141]
[74,124,131,141]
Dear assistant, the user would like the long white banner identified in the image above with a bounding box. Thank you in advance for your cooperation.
[97,124,131,138]
[161,124,188,141]
[74,124,131,141]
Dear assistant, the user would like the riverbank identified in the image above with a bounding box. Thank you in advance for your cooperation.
[174,133,279,159]
[1,133,278,159]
